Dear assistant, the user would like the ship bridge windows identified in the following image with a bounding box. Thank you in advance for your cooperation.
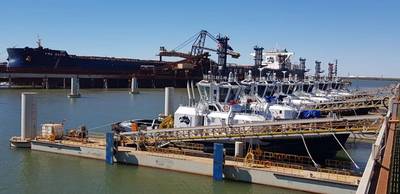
[243,86,252,95]
[337,83,345,90]
[219,87,229,103]
[227,87,239,103]
[208,105,219,112]
[302,84,314,93]
[318,82,328,91]
[256,83,276,98]
[332,82,341,90]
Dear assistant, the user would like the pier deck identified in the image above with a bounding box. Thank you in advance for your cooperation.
[356,84,400,194]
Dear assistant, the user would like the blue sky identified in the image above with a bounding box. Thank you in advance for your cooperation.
[0,0,399,77]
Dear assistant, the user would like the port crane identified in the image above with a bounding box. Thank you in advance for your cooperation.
[159,30,240,74]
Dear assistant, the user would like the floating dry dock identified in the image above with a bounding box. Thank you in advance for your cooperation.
[10,85,400,194]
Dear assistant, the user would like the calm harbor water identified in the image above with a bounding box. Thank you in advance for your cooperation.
[0,79,397,194]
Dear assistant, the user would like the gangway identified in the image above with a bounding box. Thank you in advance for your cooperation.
[306,97,388,114]
[120,115,382,143]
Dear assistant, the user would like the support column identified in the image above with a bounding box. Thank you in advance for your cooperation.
[234,141,244,158]
[63,78,66,89]
[213,143,224,181]
[103,79,108,89]
[105,132,114,165]
[68,76,81,98]
[21,92,37,140]
[43,77,49,89]
[130,77,139,94]
[8,76,12,88]
[164,87,174,116]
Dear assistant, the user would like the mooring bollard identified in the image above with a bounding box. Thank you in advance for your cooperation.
[213,143,224,181]
[106,132,114,165]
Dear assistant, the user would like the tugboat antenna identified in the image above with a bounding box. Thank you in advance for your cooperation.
[36,35,43,48]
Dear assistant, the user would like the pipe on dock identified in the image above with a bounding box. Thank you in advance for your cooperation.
[21,92,37,140]
[68,76,81,98]
[164,87,174,116]
[130,77,139,94]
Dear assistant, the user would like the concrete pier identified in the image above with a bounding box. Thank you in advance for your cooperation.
[68,76,81,98]
[164,87,174,116]
[130,77,139,94]
[21,92,37,140]
[10,92,37,148]
[103,79,108,89]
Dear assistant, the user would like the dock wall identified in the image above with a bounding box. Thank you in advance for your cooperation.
[31,140,105,160]
[115,149,357,194]
[29,140,359,194]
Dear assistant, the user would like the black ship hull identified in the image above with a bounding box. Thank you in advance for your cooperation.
[6,47,170,74]
[199,133,350,163]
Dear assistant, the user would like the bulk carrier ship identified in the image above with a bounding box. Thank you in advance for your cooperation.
[2,31,309,88]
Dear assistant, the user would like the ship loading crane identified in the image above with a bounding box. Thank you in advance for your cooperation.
[159,30,240,76]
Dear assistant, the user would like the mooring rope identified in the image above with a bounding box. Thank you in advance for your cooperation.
[87,122,115,131]
[86,118,138,132]
[300,134,319,168]
[331,133,360,169]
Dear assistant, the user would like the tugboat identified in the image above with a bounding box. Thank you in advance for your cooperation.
[113,71,352,162]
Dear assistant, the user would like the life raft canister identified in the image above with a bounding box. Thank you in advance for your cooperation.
[131,122,138,132]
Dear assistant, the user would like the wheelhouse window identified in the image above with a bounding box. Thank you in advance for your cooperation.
[219,87,229,103]
[227,88,239,102]
[265,85,276,96]
[257,85,267,97]
[198,85,210,101]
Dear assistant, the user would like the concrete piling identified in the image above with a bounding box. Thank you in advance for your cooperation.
[63,78,66,89]
[164,87,174,116]
[130,77,139,94]
[21,92,37,140]
[103,79,108,89]
[43,78,49,89]
[68,76,81,98]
